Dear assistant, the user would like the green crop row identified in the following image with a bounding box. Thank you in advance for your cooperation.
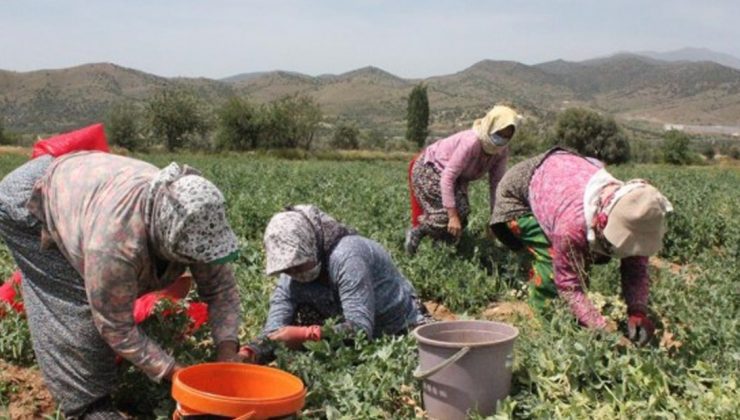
[0,154,737,419]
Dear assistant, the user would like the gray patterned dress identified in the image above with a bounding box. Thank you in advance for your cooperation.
[0,153,241,418]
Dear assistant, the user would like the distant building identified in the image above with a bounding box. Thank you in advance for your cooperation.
[664,124,685,131]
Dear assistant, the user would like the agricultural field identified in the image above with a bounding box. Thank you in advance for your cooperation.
[0,152,738,419]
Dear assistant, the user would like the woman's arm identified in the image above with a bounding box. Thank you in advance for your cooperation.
[440,140,477,210]
[262,275,297,335]
[333,255,376,338]
[84,251,177,382]
[488,149,509,213]
[619,256,650,315]
[551,236,609,329]
[191,263,242,360]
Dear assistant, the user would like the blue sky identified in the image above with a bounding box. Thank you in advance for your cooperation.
[1,0,738,78]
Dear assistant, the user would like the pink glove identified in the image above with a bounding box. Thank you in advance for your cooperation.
[268,325,322,349]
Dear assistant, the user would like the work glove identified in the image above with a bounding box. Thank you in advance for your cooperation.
[627,312,655,346]
[268,325,322,349]
[238,345,258,363]
[239,339,279,365]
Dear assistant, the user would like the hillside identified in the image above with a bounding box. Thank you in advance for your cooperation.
[0,63,234,133]
[635,47,740,70]
[2,55,740,134]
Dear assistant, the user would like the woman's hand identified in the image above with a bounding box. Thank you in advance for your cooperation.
[268,325,322,349]
[446,208,462,238]
[627,313,656,346]
[215,340,242,362]
[165,362,185,382]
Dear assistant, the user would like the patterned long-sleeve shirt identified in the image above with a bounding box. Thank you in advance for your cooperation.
[26,152,241,381]
[263,235,424,338]
[422,129,509,211]
[529,152,650,328]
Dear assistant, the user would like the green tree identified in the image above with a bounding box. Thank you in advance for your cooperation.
[729,145,740,160]
[258,95,322,149]
[146,88,206,151]
[700,142,716,160]
[662,129,693,165]
[359,128,386,149]
[258,100,292,149]
[331,124,360,149]
[553,108,631,164]
[286,95,322,150]
[105,103,142,151]
[0,117,9,145]
[508,119,548,157]
[406,83,429,148]
[215,97,262,150]
[630,138,660,164]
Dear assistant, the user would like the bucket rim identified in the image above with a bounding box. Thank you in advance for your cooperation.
[172,362,306,405]
[412,320,519,348]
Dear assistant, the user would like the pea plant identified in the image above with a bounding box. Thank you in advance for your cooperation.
[0,154,736,419]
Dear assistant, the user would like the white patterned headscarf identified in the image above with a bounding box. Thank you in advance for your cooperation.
[263,205,356,276]
[146,163,239,264]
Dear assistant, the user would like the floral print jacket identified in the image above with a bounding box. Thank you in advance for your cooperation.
[27,152,241,381]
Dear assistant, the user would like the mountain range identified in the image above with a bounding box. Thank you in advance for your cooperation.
[2,49,740,135]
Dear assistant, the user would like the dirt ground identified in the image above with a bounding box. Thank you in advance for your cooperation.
[0,146,31,157]
[424,299,534,324]
[480,301,534,322]
[649,256,699,284]
[423,301,458,321]
[0,360,56,419]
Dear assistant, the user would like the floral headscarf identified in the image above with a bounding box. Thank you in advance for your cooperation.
[146,163,239,264]
[263,205,356,276]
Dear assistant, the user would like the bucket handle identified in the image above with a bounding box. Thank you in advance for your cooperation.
[413,346,471,380]
[174,406,255,419]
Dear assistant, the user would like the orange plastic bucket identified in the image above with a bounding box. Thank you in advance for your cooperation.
[171,363,306,419]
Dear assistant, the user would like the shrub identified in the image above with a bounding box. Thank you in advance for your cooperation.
[509,119,549,157]
[259,95,322,150]
[146,88,207,151]
[553,108,631,164]
[215,97,262,151]
[700,142,716,160]
[105,103,143,151]
[662,129,693,165]
[359,128,386,150]
[0,118,10,146]
[729,145,740,160]
[331,124,360,149]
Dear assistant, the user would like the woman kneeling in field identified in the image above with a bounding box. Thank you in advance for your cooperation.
[241,205,428,362]
[405,104,518,255]
[0,152,242,419]
[489,148,672,345]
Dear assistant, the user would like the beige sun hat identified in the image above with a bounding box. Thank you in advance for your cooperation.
[603,184,673,258]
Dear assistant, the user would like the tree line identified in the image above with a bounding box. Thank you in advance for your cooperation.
[2,84,735,164]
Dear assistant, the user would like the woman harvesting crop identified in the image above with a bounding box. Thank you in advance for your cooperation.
[241,205,429,362]
[490,148,673,344]
[0,151,242,419]
[405,105,518,255]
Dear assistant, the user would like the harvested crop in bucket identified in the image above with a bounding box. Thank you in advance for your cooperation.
[413,320,518,420]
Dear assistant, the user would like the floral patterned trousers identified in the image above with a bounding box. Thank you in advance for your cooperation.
[503,214,559,308]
